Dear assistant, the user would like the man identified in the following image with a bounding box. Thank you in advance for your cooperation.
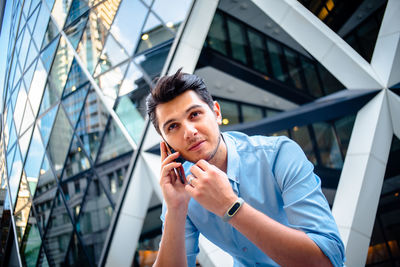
[146,69,345,267]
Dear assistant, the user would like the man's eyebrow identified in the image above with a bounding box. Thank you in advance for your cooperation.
[162,104,203,131]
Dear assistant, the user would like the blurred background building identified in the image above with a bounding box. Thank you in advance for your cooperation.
[0,0,399,266]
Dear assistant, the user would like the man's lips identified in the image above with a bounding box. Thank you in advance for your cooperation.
[188,140,205,151]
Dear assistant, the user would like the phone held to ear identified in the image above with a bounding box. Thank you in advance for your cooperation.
[164,142,186,184]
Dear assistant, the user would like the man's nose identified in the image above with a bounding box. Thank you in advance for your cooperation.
[183,122,198,139]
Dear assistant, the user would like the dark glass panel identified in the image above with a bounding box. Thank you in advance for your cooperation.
[33,155,57,234]
[37,105,59,147]
[266,39,286,82]
[37,246,50,267]
[64,233,91,266]
[77,178,113,265]
[312,122,343,168]
[248,29,268,74]
[65,0,89,27]
[367,136,400,266]
[266,109,279,118]
[355,17,380,62]
[226,18,247,65]
[42,190,74,266]
[47,36,75,101]
[32,4,51,49]
[270,130,289,137]
[0,191,13,265]
[95,61,129,108]
[63,59,89,98]
[94,34,130,76]
[40,36,60,73]
[76,90,108,162]
[46,106,74,178]
[62,84,90,130]
[108,0,148,55]
[207,12,228,55]
[50,0,73,29]
[241,104,263,123]
[62,135,91,180]
[9,146,23,207]
[20,209,42,267]
[290,126,317,165]
[136,13,174,54]
[27,59,47,117]
[115,95,145,143]
[96,118,133,164]
[219,99,240,126]
[334,115,356,158]
[64,12,89,50]
[283,48,304,90]
[317,64,344,95]
[301,57,323,97]
[61,174,88,222]
[134,42,171,79]
[24,125,46,197]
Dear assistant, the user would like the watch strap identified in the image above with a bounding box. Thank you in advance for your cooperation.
[222,197,244,222]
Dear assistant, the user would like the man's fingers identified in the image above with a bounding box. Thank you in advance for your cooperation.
[160,142,167,161]
[190,163,206,177]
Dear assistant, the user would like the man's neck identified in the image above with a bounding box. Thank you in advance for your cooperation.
[208,135,228,173]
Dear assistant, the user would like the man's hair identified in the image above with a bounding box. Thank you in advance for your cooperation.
[146,68,214,135]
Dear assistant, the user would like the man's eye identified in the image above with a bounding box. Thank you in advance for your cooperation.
[190,111,200,118]
[168,123,177,131]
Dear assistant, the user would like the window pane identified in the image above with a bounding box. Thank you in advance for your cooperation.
[9,147,23,206]
[63,59,89,98]
[248,30,268,74]
[62,135,91,180]
[283,48,304,89]
[109,0,148,55]
[77,178,113,265]
[28,60,47,117]
[290,126,317,165]
[312,122,343,169]
[62,84,90,130]
[301,58,323,97]
[64,12,88,50]
[334,115,356,157]
[266,39,286,82]
[115,96,145,144]
[207,12,228,55]
[152,0,191,30]
[20,210,42,267]
[50,0,73,29]
[14,174,32,243]
[37,104,58,147]
[219,100,240,126]
[227,18,247,64]
[241,104,263,123]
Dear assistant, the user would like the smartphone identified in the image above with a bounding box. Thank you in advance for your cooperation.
[164,141,186,184]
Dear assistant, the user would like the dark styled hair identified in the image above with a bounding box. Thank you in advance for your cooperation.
[146,68,214,135]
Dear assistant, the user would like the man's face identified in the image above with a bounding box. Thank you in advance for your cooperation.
[156,90,222,163]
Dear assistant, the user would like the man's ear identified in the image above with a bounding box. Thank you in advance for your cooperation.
[213,101,222,125]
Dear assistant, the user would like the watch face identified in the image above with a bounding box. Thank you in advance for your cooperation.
[228,202,241,216]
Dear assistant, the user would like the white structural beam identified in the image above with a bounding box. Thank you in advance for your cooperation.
[165,0,219,75]
[388,90,400,140]
[105,156,154,267]
[371,0,400,88]
[332,90,393,266]
[251,0,384,89]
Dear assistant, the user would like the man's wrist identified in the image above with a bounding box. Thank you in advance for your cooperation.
[222,197,244,222]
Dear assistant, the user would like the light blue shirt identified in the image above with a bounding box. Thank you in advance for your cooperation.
[161,131,345,266]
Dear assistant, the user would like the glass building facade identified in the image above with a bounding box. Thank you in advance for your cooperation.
[1,0,399,266]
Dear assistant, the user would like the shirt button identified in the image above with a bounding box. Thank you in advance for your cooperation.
[242,247,247,252]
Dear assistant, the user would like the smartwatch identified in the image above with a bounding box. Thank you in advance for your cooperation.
[222,197,244,222]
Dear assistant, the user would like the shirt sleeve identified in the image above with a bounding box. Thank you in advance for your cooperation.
[160,202,200,267]
[272,137,346,267]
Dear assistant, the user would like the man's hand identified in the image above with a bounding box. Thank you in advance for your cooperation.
[185,159,237,217]
[160,142,190,213]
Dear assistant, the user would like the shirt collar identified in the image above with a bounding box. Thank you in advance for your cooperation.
[222,132,240,185]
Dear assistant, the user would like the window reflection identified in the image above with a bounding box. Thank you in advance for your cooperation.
[219,100,240,126]
[312,122,343,169]
[9,147,23,207]
[266,39,286,83]
[207,12,228,55]
[227,18,247,65]
[28,60,47,117]
[241,104,263,123]
[248,30,268,74]
[63,135,91,180]
[62,84,90,130]
[301,57,323,97]
[94,34,129,76]
[283,48,304,90]
[76,90,108,162]
[14,173,32,245]
[37,105,59,147]
[334,115,356,158]
[50,0,73,29]
[290,126,317,165]
[64,12,89,49]
[115,96,145,144]
[20,209,42,267]
[77,178,113,265]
